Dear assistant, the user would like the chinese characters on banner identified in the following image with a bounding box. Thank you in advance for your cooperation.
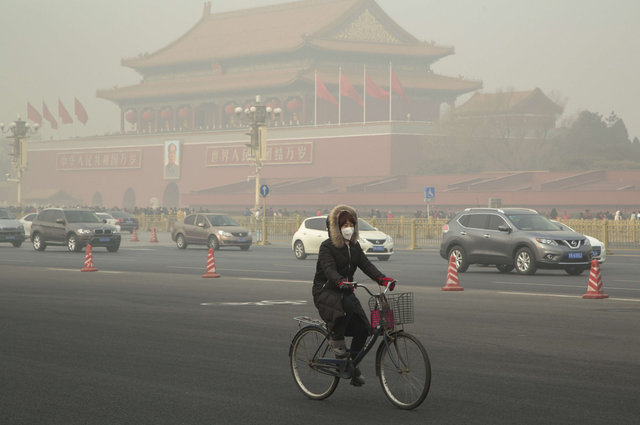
[205,142,312,167]
[56,150,142,170]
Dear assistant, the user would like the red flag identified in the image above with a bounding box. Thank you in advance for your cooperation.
[42,102,58,129]
[316,75,337,105]
[365,72,389,101]
[74,97,88,124]
[391,71,408,102]
[27,102,42,126]
[340,73,363,107]
[58,99,73,124]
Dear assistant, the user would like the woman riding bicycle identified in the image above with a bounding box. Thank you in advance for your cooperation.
[312,204,395,386]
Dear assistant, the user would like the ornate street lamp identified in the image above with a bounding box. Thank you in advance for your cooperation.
[235,95,281,224]
[1,115,38,205]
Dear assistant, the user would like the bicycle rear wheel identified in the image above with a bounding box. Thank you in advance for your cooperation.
[376,332,431,410]
[289,326,339,400]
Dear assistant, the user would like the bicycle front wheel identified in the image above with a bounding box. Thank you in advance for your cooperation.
[376,332,431,410]
[289,326,339,400]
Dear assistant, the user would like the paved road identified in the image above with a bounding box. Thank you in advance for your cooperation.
[1,234,639,424]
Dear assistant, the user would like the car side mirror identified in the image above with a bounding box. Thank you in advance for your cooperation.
[498,225,511,233]
[56,218,65,224]
[102,219,107,224]
[197,222,206,228]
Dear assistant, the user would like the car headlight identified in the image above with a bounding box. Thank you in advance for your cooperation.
[77,229,92,235]
[217,230,233,237]
[583,239,591,247]
[536,237,558,246]
[358,237,368,245]
[387,235,393,244]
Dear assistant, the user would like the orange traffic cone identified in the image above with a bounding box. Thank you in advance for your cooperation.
[202,248,221,278]
[81,244,98,272]
[150,228,158,243]
[582,259,608,299]
[442,254,464,291]
[130,227,139,242]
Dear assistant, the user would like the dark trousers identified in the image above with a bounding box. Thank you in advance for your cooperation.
[332,313,368,353]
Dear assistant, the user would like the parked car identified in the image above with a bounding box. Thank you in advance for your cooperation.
[19,212,38,237]
[96,212,121,233]
[440,208,592,275]
[108,210,139,233]
[30,208,121,252]
[291,216,394,261]
[551,221,606,264]
[171,213,252,250]
[0,207,26,247]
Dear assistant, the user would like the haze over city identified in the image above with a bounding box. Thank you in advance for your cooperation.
[1,0,638,142]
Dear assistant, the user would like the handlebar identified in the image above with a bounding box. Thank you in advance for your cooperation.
[349,280,397,297]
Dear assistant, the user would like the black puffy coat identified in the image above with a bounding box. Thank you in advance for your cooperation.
[312,205,385,334]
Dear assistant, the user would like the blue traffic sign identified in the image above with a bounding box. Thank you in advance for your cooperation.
[424,186,435,200]
[260,184,270,198]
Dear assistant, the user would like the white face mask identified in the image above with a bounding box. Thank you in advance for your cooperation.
[341,226,354,240]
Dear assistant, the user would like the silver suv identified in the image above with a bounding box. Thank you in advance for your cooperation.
[440,208,592,275]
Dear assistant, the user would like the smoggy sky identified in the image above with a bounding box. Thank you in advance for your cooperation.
[1,0,638,141]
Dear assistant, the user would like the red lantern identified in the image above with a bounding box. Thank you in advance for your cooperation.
[225,104,236,116]
[177,107,190,119]
[267,101,278,109]
[125,110,137,124]
[160,108,172,120]
[286,98,301,112]
[142,110,153,121]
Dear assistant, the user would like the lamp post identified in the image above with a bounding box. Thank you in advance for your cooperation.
[235,95,281,219]
[1,115,38,205]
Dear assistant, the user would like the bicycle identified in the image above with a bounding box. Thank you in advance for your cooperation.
[289,281,431,410]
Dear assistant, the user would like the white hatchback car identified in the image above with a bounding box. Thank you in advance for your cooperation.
[96,212,122,233]
[291,216,394,261]
[552,221,606,263]
[19,212,38,236]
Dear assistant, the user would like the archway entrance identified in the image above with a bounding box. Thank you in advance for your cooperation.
[163,182,179,208]
[91,191,103,207]
[123,188,136,210]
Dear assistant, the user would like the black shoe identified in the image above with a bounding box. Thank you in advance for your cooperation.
[350,367,365,387]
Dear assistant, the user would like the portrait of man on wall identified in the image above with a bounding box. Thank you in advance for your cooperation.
[164,140,181,180]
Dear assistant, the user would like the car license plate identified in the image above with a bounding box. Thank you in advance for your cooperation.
[568,252,583,259]
[372,246,385,252]
[237,238,246,242]
[99,237,110,242]
[6,235,15,240]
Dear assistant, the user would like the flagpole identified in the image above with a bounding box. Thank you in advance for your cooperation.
[389,62,392,122]
[314,69,318,126]
[363,64,366,124]
[338,67,342,125]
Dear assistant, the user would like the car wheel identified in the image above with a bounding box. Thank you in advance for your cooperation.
[67,234,81,252]
[12,240,23,248]
[208,235,220,250]
[565,266,585,276]
[448,245,469,273]
[515,247,537,275]
[176,234,187,249]
[107,243,120,253]
[294,240,307,260]
[378,256,390,261]
[496,264,514,273]
[32,233,46,251]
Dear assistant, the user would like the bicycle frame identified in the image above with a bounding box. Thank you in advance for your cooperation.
[293,282,404,379]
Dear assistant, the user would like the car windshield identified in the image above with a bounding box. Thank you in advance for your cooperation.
[65,210,101,223]
[508,214,558,231]
[206,215,238,226]
[0,210,15,219]
[358,218,376,231]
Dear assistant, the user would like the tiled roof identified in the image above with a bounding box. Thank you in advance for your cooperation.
[456,88,563,116]
[121,0,451,69]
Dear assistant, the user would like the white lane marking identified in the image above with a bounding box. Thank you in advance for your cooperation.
[201,300,307,306]
[499,291,640,302]
[495,281,640,291]
[167,266,286,273]
[237,277,311,284]
[47,268,122,274]
[0,259,32,263]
